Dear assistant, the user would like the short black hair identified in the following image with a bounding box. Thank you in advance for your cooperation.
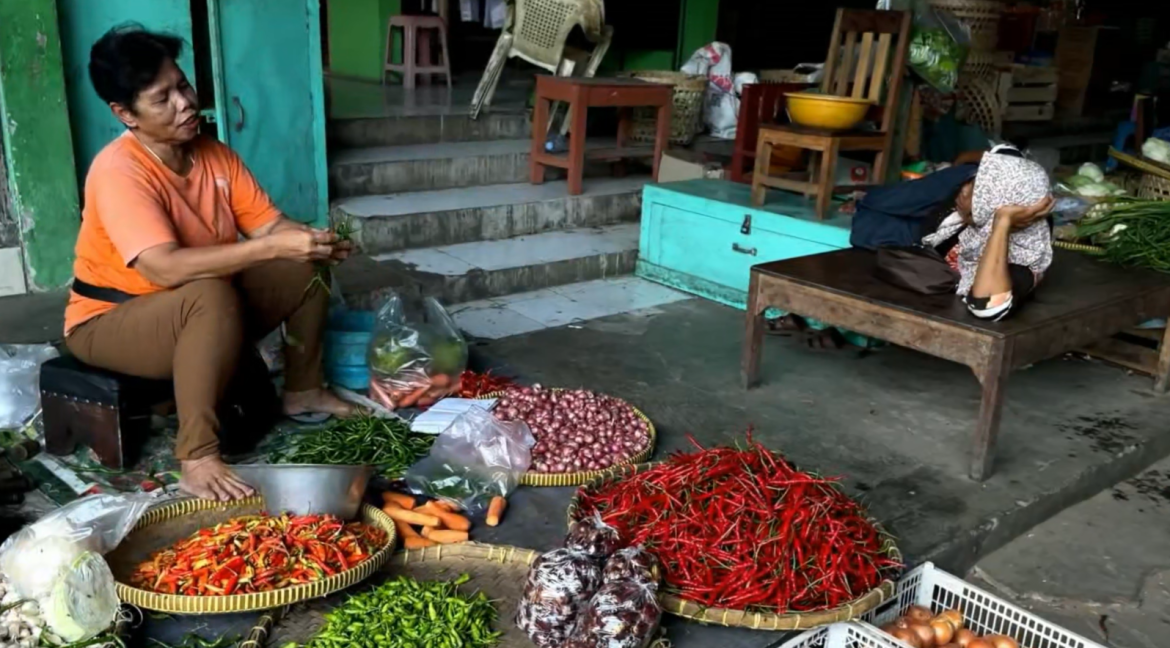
[88,25,184,109]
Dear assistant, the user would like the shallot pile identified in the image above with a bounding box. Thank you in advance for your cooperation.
[494,386,650,474]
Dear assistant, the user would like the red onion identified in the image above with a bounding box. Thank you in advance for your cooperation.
[495,386,650,475]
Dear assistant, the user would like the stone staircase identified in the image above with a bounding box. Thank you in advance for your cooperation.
[328,94,683,338]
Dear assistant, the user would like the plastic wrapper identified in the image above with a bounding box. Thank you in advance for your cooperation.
[366,292,467,410]
[570,580,663,648]
[517,548,602,648]
[565,514,620,560]
[602,547,658,586]
[0,344,58,430]
[405,406,535,513]
[908,7,970,93]
[0,494,152,641]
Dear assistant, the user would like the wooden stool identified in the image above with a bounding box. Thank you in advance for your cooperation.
[41,355,172,469]
[529,75,672,196]
[384,15,452,90]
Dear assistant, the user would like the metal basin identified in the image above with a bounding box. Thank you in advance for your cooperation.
[231,464,373,520]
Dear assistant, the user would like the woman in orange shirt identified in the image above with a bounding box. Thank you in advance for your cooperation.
[65,26,354,501]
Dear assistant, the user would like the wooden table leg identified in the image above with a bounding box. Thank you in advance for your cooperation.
[1155,322,1170,392]
[652,102,671,181]
[742,272,766,389]
[529,92,550,185]
[970,341,1010,481]
[567,87,587,196]
[750,139,772,206]
[815,140,840,219]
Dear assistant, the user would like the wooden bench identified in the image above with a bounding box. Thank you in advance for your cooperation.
[741,249,1170,481]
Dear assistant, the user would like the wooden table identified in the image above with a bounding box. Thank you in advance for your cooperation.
[741,249,1170,481]
[530,75,672,196]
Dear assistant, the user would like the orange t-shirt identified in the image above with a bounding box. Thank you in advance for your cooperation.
[65,133,281,333]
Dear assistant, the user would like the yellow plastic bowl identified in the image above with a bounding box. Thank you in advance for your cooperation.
[785,92,873,131]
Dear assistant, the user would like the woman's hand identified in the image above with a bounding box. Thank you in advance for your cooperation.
[994,196,1055,230]
[328,239,354,265]
[266,228,336,263]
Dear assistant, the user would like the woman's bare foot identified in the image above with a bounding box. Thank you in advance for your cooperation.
[179,455,255,501]
[283,388,358,418]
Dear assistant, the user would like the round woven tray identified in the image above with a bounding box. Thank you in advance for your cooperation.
[106,497,397,614]
[239,542,539,648]
[625,71,708,146]
[566,463,902,631]
[478,390,657,487]
[1107,147,1170,202]
[1054,240,1105,255]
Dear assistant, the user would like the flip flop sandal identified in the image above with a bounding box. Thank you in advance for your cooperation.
[288,412,332,425]
[805,328,847,351]
[766,314,807,336]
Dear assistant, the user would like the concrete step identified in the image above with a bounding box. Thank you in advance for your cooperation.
[330,140,531,198]
[329,111,530,149]
[334,177,648,255]
[336,223,640,308]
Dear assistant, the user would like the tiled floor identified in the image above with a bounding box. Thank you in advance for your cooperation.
[371,223,640,275]
[451,276,691,339]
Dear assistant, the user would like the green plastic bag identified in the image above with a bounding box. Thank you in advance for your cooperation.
[908,6,971,93]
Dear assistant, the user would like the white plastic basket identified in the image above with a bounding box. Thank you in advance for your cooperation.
[776,622,909,648]
[858,562,1106,648]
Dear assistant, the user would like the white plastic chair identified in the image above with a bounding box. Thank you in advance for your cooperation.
[470,0,612,119]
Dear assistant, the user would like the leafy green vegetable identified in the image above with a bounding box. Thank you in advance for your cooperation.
[908,21,968,93]
[1075,198,1170,272]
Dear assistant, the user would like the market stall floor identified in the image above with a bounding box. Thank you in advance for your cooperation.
[463,297,1170,647]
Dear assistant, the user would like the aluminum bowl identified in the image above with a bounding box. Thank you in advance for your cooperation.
[231,464,373,520]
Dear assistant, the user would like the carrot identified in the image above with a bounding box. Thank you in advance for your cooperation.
[382,491,416,510]
[404,536,437,549]
[417,501,471,532]
[394,519,421,540]
[382,505,441,528]
[421,528,468,544]
[397,383,430,408]
[368,380,395,409]
[434,500,461,513]
[486,496,507,527]
[430,373,452,388]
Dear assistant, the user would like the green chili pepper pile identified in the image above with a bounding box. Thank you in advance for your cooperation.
[270,416,434,478]
[304,574,500,648]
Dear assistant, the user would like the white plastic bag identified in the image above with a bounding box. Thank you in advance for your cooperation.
[366,292,467,410]
[682,43,739,139]
[0,493,153,641]
[0,344,58,430]
[405,406,535,513]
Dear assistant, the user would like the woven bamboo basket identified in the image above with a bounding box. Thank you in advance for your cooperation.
[1054,240,1105,255]
[1108,147,1170,202]
[626,71,707,146]
[478,389,656,487]
[239,543,541,648]
[106,497,397,614]
[929,0,1005,51]
[566,462,902,631]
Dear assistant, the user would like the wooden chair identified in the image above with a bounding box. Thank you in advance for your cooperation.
[730,82,812,184]
[750,9,912,218]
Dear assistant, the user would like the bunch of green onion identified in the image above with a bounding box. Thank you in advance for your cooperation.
[1075,197,1170,273]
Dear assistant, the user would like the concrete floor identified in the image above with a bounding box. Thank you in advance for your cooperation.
[327,75,529,120]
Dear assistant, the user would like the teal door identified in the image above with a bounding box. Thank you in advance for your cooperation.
[211,0,329,225]
[57,0,196,191]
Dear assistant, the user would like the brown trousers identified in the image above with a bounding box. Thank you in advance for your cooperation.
[65,260,328,461]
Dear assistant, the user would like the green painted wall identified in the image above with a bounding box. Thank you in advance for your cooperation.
[328,0,400,81]
[0,0,81,290]
[677,0,719,64]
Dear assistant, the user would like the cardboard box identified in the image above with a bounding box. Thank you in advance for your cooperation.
[657,150,726,183]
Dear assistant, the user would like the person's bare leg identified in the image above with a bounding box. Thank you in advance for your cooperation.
[236,260,357,418]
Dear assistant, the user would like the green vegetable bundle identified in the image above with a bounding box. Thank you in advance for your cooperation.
[1075,198,1170,272]
[269,416,434,478]
[304,574,500,648]
[908,8,970,93]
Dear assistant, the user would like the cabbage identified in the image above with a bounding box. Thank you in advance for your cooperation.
[1078,162,1105,182]
[1076,182,1113,197]
[0,530,84,600]
[1063,175,1094,189]
[1142,138,1170,165]
[42,552,118,642]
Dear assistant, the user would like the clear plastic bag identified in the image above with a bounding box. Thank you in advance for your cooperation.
[0,494,152,641]
[0,344,58,430]
[908,7,970,93]
[405,406,534,513]
[571,579,663,648]
[516,548,603,648]
[366,293,467,410]
[602,546,658,586]
[565,514,620,561]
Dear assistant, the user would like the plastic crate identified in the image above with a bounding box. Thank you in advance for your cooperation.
[776,623,910,648]
[858,562,1106,648]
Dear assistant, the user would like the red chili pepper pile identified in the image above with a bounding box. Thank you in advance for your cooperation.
[129,513,388,596]
[457,370,516,398]
[574,435,902,613]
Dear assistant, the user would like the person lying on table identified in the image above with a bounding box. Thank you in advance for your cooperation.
[921,145,1054,321]
[64,26,355,502]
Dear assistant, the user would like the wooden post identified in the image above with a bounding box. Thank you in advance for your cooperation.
[742,271,766,389]
[970,340,1011,481]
